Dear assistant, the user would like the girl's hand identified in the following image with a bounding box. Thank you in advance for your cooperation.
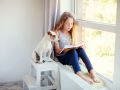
[63,48,73,53]
[80,43,86,48]
[78,42,86,49]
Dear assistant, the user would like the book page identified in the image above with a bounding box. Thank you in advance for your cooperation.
[59,44,83,54]
[63,45,76,49]
[64,44,83,49]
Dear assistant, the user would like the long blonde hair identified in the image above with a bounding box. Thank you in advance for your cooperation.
[53,12,79,45]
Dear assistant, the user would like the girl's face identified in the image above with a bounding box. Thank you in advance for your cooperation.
[63,17,73,31]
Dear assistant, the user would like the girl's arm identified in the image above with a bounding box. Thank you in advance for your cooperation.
[54,41,73,54]
[54,31,64,54]
[54,41,63,54]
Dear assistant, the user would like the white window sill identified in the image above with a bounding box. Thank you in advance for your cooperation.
[57,62,111,90]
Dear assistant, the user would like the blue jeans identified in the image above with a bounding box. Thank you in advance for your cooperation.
[56,48,93,73]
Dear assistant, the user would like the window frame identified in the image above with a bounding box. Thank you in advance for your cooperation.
[74,0,120,90]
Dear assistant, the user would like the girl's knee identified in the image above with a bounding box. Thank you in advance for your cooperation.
[69,49,79,61]
[69,49,77,54]
[77,47,86,53]
[78,47,84,50]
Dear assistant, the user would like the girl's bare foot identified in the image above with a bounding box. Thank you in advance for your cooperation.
[89,70,100,83]
[76,71,94,84]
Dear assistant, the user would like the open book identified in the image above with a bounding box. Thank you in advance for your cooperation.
[63,45,80,49]
[59,44,82,54]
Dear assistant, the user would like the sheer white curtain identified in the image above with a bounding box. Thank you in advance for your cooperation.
[40,0,60,59]
[41,0,60,36]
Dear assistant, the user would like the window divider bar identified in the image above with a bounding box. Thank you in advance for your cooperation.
[113,0,120,90]
[73,0,76,19]
[116,0,120,28]
[77,19,117,33]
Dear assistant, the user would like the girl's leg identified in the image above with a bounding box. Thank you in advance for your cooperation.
[57,49,93,84]
[76,48,100,83]
[57,49,81,73]
[89,69,100,83]
[76,47,93,72]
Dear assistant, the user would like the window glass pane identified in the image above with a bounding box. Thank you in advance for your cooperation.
[76,0,117,24]
[83,28,115,80]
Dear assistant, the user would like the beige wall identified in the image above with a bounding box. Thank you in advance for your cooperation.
[0,0,43,82]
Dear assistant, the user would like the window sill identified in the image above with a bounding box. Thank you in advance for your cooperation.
[57,62,112,90]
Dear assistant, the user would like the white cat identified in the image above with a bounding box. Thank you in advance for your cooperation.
[32,30,58,63]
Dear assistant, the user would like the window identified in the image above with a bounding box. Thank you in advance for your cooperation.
[74,0,120,89]
[76,0,117,24]
[83,28,115,81]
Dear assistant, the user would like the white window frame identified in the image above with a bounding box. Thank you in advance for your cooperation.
[74,0,120,90]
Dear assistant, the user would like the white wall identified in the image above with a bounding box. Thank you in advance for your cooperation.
[59,0,74,15]
[0,0,43,82]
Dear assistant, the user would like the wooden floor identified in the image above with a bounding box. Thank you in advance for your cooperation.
[0,81,23,90]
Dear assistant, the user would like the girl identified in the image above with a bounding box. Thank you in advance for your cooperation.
[53,12,100,84]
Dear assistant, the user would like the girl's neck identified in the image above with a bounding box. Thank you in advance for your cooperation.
[61,29,69,34]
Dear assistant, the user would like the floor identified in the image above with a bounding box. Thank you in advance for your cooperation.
[0,81,23,90]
